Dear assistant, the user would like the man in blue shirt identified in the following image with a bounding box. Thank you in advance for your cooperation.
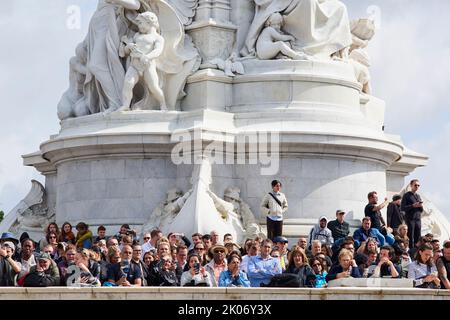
[247,239,282,287]
[353,217,386,248]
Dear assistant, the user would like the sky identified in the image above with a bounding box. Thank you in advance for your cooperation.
[0,0,450,219]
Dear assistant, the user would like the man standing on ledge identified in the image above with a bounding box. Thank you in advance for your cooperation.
[261,180,288,240]
[401,179,424,249]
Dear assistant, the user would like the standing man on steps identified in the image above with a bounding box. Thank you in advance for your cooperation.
[261,180,288,240]
[401,179,424,249]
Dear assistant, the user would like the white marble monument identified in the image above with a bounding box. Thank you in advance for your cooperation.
[1,0,449,243]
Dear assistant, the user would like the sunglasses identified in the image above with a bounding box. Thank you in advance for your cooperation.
[414,184,420,187]
[49,236,57,239]
[195,247,205,250]
[214,250,225,254]
[143,237,150,240]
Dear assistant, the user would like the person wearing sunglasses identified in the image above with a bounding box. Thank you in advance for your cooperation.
[401,179,424,249]
[193,243,207,265]
[205,245,228,286]
[106,245,142,286]
[309,256,328,288]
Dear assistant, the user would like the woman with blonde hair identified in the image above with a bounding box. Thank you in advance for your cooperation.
[326,249,361,282]
[72,249,101,287]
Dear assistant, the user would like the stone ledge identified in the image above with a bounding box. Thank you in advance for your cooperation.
[1,287,448,300]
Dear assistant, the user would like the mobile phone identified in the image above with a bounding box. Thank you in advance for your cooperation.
[194,262,200,274]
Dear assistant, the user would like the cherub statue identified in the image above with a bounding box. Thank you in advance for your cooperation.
[256,12,308,61]
[57,43,88,120]
[142,188,192,231]
[115,11,167,112]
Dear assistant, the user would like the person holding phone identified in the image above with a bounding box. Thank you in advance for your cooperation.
[401,179,424,249]
[180,254,212,287]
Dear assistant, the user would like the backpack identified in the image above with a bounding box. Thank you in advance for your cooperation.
[261,273,301,288]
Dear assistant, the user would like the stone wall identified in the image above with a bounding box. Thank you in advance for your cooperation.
[1,287,449,300]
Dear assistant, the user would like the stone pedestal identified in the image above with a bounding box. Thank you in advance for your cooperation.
[6,60,442,239]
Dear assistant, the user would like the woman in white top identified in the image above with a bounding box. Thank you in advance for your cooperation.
[180,254,212,287]
[408,244,440,288]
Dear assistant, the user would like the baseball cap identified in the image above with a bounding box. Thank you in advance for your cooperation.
[336,209,346,215]
[273,236,288,243]
[38,252,52,261]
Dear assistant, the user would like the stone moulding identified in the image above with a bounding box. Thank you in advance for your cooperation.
[0,287,449,300]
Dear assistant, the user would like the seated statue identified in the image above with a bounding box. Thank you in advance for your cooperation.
[243,0,352,60]
[142,188,192,231]
[208,187,265,239]
[256,13,308,60]
[115,12,167,112]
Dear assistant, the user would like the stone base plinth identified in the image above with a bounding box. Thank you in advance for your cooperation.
[0,287,449,300]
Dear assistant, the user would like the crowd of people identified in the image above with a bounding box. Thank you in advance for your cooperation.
[0,179,449,289]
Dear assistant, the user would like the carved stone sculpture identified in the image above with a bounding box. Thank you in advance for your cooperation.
[210,53,245,77]
[349,19,375,94]
[209,187,265,239]
[115,12,168,112]
[243,0,352,60]
[57,0,200,117]
[142,188,192,232]
[255,12,307,60]
[57,43,88,120]
[0,180,55,241]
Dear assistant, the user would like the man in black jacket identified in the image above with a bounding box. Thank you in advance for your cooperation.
[23,253,60,287]
[387,195,404,232]
[401,179,424,249]
[328,209,350,252]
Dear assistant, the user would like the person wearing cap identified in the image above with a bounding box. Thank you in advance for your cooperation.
[260,180,288,241]
[327,210,350,251]
[23,252,60,287]
[387,195,404,233]
[205,244,228,286]
[0,241,21,286]
[1,232,21,261]
[308,216,334,248]
[273,236,289,270]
